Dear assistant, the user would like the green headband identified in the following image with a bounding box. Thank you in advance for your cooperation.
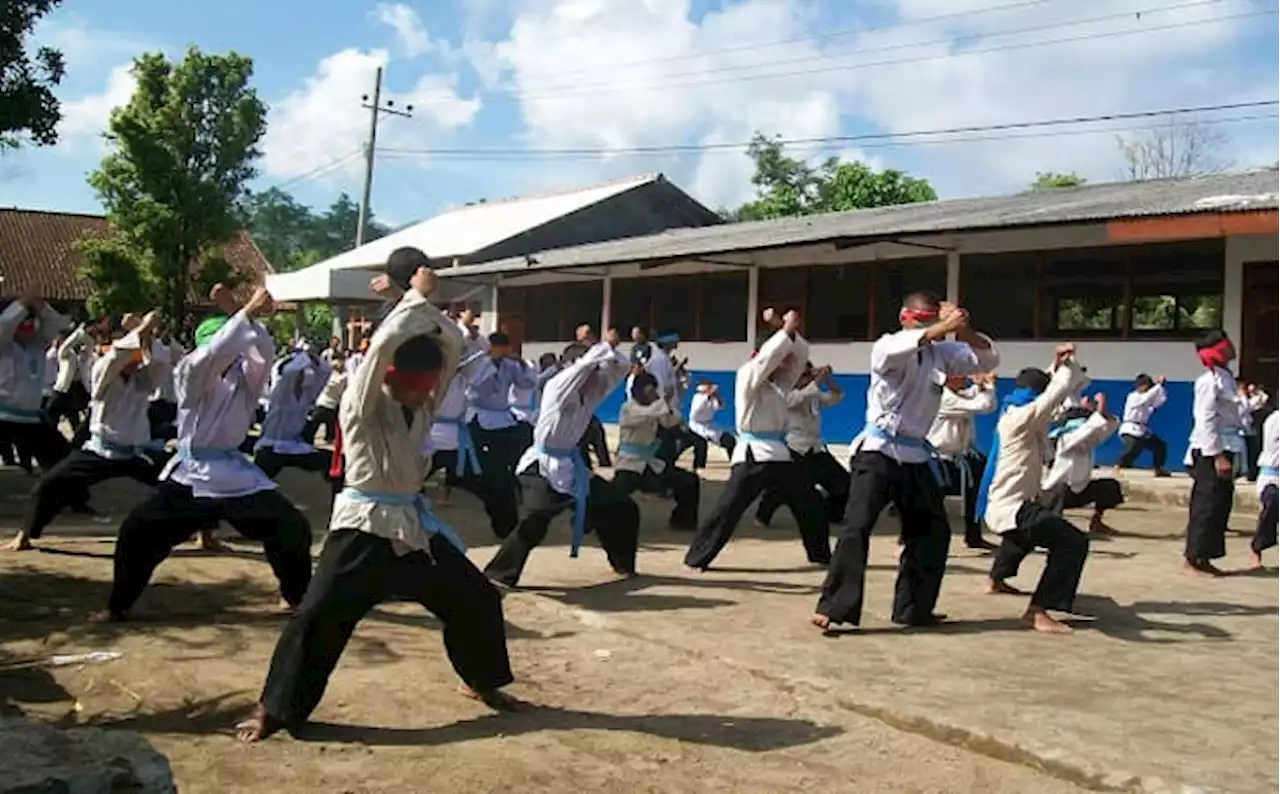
[195,315,230,348]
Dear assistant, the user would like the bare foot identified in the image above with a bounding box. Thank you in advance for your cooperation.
[6,533,32,551]
[195,531,230,552]
[809,613,831,631]
[1182,559,1226,578]
[436,490,452,507]
[457,684,526,712]
[235,703,284,744]
[1248,550,1264,570]
[1088,516,1119,536]
[1024,609,1073,634]
[685,564,707,574]
[894,544,904,561]
[278,599,296,614]
[86,609,127,623]
[986,578,1025,595]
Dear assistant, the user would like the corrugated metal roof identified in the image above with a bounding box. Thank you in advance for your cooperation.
[439,168,1279,279]
[309,173,669,274]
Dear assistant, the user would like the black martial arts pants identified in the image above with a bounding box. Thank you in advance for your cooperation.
[612,465,701,530]
[1253,484,1277,555]
[302,405,338,444]
[1117,433,1167,470]
[989,502,1090,613]
[513,421,535,458]
[1039,478,1125,515]
[0,419,71,474]
[258,528,514,731]
[684,452,830,570]
[1244,431,1262,482]
[935,453,987,546]
[108,482,313,617]
[582,415,611,468]
[46,383,88,431]
[484,472,640,587]
[470,421,523,498]
[428,450,520,538]
[21,448,167,540]
[1185,450,1234,563]
[755,449,849,527]
[0,421,33,472]
[815,451,949,627]
[147,399,178,442]
[255,446,342,498]
[682,431,735,469]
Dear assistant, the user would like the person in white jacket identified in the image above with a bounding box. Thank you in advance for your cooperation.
[1115,373,1170,476]
[1249,411,1277,569]
[1039,394,1124,535]
[926,372,998,550]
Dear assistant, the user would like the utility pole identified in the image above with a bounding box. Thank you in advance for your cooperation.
[355,66,413,247]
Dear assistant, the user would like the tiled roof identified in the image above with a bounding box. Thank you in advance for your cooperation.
[0,209,274,304]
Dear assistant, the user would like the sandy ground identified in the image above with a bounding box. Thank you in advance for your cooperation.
[1,460,1275,794]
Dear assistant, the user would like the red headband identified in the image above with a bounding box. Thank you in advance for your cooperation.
[15,320,35,334]
[1197,338,1232,370]
[385,366,439,392]
[899,308,939,326]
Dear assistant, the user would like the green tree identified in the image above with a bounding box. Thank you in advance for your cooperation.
[86,47,267,322]
[241,188,391,270]
[727,133,936,221]
[1,0,65,149]
[77,235,153,317]
[1030,171,1087,190]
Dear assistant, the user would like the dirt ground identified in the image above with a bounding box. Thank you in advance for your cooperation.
[1,461,1275,794]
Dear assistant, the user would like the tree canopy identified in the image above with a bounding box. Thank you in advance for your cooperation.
[724,133,937,221]
[0,0,65,149]
[80,47,267,320]
[239,188,391,272]
[1030,171,1087,190]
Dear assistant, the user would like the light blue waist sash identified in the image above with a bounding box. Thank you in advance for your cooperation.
[340,488,466,554]
[537,444,590,558]
[435,416,481,477]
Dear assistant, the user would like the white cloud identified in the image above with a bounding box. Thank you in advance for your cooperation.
[260,48,482,182]
[58,63,136,143]
[471,0,1273,205]
[371,3,434,58]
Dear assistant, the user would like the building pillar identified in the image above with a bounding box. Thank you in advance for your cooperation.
[483,281,500,336]
[746,264,759,345]
[1222,240,1244,348]
[601,269,613,333]
[945,250,960,305]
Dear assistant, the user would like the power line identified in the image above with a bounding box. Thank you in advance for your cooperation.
[376,114,1277,162]
[513,0,1062,80]
[378,100,1279,159]
[416,7,1273,105]
[530,0,1230,94]
[264,150,363,191]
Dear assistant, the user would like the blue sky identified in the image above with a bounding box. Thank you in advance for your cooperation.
[2,0,1276,231]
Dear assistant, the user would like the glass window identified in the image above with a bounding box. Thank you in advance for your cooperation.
[699,271,748,341]
[1128,239,1224,335]
[807,264,871,341]
[758,266,808,315]
[611,278,652,337]
[523,284,563,342]
[653,275,698,342]
[872,256,947,336]
[958,252,1038,339]
[560,281,603,338]
[1041,248,1126,335]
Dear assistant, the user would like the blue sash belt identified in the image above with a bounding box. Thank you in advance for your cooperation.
[537,444,590,558]
[865,425,947,488]
[436,416,481,477]
[340,488,466,554]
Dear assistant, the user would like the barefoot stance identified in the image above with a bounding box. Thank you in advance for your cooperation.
[1024,608,1073,634]
[195,530,230,552]
[6,532,32,552]
[809,613,831,631]
[1248,550,1264,570]
[87,609,126,624]
[1182,558,1226,578]
[1088,515,1119,536]
[235,703,284,744]
[986,577,1025,595]
[457,684,524,712]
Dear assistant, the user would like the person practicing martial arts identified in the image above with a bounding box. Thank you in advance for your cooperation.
[45,319,96,434]
[755,362,848,529]
[812,294,999,632]
[1183,330,1246,577]
[236,272,518,744]
[8,312,174,551]
[426,345,519,537]
[306,355,346,444]
[684,380,736,469]
[484,331,640,588]
[684,311,831,572]
[1249,410,1278,569]
[612,371,700,530]
[509,356,539,454]
[468,332,537,495]
[253,348,337,490]
[1039,393,1125,535]
[925,372,998,550]
[979,345,1092,635]
[571,325,612,468]
[147,330,184,442]
[1115,374,1170,476]
[0,295,82,470]
[103,286,313,621]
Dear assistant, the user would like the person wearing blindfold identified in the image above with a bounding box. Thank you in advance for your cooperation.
[0,293,76,479]
[813,292,999,634]
[238,266,518,744]
[100,285,313,622]
[1182,330,1246,577]
[8,310,182,552]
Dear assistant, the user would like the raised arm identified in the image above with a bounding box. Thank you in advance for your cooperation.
[0,303,27,347]
[1130,383,1167,411]
[1057,412,1118,455]
[937,386,997,418]
[1026,346,1088,427]
[743,329,797,393]
[780,381,822,409]
[349,289,462,419]
[619,399,671,428]
[35,304,68,347]
[58,325,92,361]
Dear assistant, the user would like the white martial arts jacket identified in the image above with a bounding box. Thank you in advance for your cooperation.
[852,328,1000,465]
[780,382,841,455]
[927,385,996,458]
[1119,384,1166,439]
[982,357,1088,533]
[1257,412,1279,497]
[85,330,172,458]
[1042,411,1118,493]
[616,397,681,475]
[332,290,464,556]
[54,324,92,393]
[426,347,488,454]
[256,352,331,454]
[162,310,277,499]
[0,301,67,424]
[1184,366,1246,466]
[688,390,724,442]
